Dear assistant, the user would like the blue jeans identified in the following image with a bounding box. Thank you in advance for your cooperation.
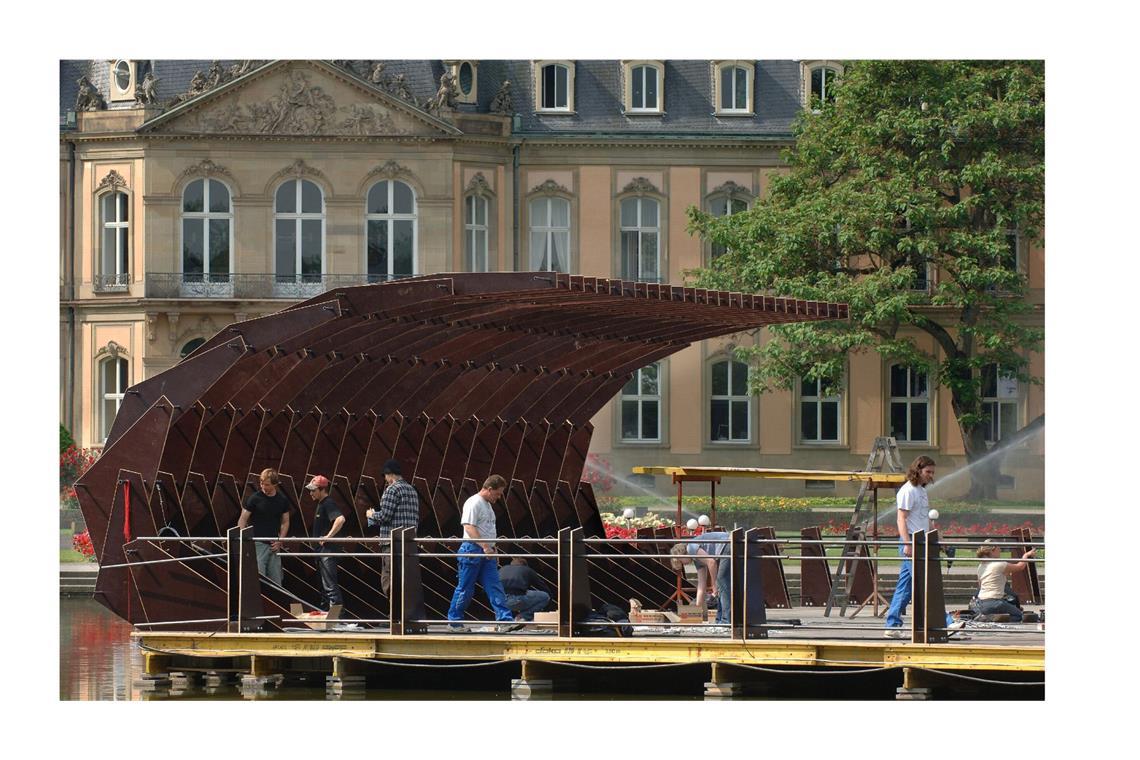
[885,545,953,628]
[506,589,550,620]
[970,597,1024,622]
[714,557,731,624]
[447,542,514,622]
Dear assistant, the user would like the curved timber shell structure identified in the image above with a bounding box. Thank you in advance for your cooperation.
[76,273,847,629]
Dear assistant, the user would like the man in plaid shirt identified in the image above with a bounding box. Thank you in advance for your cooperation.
[366,459,421,597]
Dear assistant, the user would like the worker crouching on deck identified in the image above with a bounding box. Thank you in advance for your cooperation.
[971,540,1036,622]
[670,531,731,625]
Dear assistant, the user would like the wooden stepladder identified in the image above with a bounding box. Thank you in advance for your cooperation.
[824,437,903,617]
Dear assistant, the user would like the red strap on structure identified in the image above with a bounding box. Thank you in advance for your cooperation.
[123,480,131,543]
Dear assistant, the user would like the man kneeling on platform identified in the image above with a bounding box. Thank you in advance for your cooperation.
[499,558,550,623]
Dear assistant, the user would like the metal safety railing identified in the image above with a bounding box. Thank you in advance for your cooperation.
[114,526,1042,643]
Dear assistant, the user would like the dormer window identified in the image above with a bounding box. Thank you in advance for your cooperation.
[624,61,664,114]
[713,61,754,115]
[802,60,844,111]
[534,61,575,112]
[447,60,479,105]
[109,60,136,102]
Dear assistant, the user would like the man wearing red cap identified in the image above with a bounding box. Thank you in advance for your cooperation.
[305,475,345,609]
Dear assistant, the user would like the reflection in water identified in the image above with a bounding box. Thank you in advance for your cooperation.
[59,597,138,700]
[59,597,704,701]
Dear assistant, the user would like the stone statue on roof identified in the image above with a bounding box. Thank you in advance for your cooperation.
[370,61,390,88]
[205,60,226,89]
[75,76,106,111]
[427,70,458,114]
[490,80,513,115]
[135,70,159,106]
[389,74,414,102]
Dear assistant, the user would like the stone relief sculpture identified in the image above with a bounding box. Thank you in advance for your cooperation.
[466,172,492,195]
[134,70,159,106]
[370,62,390,88]
[710,180,754,198]
[338,104,397,135]
[531,178,572,196]
[205,60,226,89]
[622,177,661,195]
[75,76,106,111]
[490,80,513,115]
[389,74,415,103]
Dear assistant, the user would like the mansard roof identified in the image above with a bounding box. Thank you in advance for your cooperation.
[60,59,803,138]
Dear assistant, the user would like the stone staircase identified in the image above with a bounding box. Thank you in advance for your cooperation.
[60,564,97,596]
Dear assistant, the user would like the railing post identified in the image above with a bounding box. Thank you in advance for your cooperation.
[390,527,426,635]
[911,529,948,643]
[735,528,767,640]
[226,525,263,632]
[557,528,591,637]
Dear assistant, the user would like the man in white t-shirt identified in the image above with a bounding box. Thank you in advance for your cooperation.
[884,455,936,637]
[446,474,516,631]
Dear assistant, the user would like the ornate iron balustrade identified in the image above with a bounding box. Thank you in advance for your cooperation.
[93,273,132,292]
[145,272,413,299]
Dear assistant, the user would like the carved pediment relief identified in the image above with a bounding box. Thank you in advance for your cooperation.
[145,62,455,138]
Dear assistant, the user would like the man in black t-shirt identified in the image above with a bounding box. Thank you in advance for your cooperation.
[305,474,345,609]
[237,468,291,586]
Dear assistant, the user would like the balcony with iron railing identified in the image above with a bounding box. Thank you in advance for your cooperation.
[144,272,414,299]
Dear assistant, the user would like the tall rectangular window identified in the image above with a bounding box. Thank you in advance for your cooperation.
[621,363,661,442]
[465,195,489,272]
[981,364,1019,444]
[889,365,929,443]
[800,377,840,443]
[630,65,659,111]
[620,197,660,281]
[529,197,570,272]
[541,64,569,110]
[710,359,750,442]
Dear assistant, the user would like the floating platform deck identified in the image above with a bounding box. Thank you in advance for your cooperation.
[133,605,1044,699]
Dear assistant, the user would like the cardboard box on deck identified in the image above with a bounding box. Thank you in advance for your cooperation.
[629,609,667,624]
[676,603,704,621]
[532,610,559,624]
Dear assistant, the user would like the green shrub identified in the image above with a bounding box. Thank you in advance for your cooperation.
[60,424,74,454]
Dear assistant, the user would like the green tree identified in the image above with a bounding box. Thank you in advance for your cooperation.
[689,61,1044,498]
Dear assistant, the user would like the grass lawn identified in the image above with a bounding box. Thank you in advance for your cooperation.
[60,549,88,563]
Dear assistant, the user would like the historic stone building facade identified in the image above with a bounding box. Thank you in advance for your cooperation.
[59,59,1044,498]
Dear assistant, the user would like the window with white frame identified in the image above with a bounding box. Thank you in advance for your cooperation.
[465,194,490,272]
[620,196,660,281]
[802,61,844,111]
[537,62,574,111]
[98,191,130,289]
[710,359,750,442]
[99,355,128,443]
[529,196,570,272]
[626,62,663,113]
[708,194,749,261]
[182,179,232,285]
[366,180,417,281]
[110,60,135,102]
[888,364,930,443]
[715,61,753,114]
[800,377,841,443]
[621,363,661,442]
[275,179,324,290]
[981,364,1020,444]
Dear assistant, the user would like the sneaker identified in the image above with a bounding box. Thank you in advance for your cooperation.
[447,624,469,633]
[505,622,526,633]
[883,627,907,639]
[473,625,500,633]
[946,620,970,639]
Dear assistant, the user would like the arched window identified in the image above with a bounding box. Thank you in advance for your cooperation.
[535,61,575,112]
[181,178,232,296]
[802,61,844,112]
[465,194,490,272]
[180,337,207,359]
[708,193,749,261]
[98,356,128,443]
[714,61,753,114]
[620,196,660,282]
[889,364,929,443]
[529,196,570,272]
[98,191,130,290]
[621,363,661,442]
[366,180,416,282]
[626,62,663,113]
[800,377,842,443]
[710,359,750,442]
[275,179,324,296]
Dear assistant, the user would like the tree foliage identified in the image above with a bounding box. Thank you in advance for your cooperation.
[688,61,1044,494]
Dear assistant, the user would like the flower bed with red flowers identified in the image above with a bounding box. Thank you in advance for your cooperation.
[60,444,99,509]
[72,529,96,560]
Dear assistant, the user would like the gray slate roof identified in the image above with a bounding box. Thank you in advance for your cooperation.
[60,59,801,137]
